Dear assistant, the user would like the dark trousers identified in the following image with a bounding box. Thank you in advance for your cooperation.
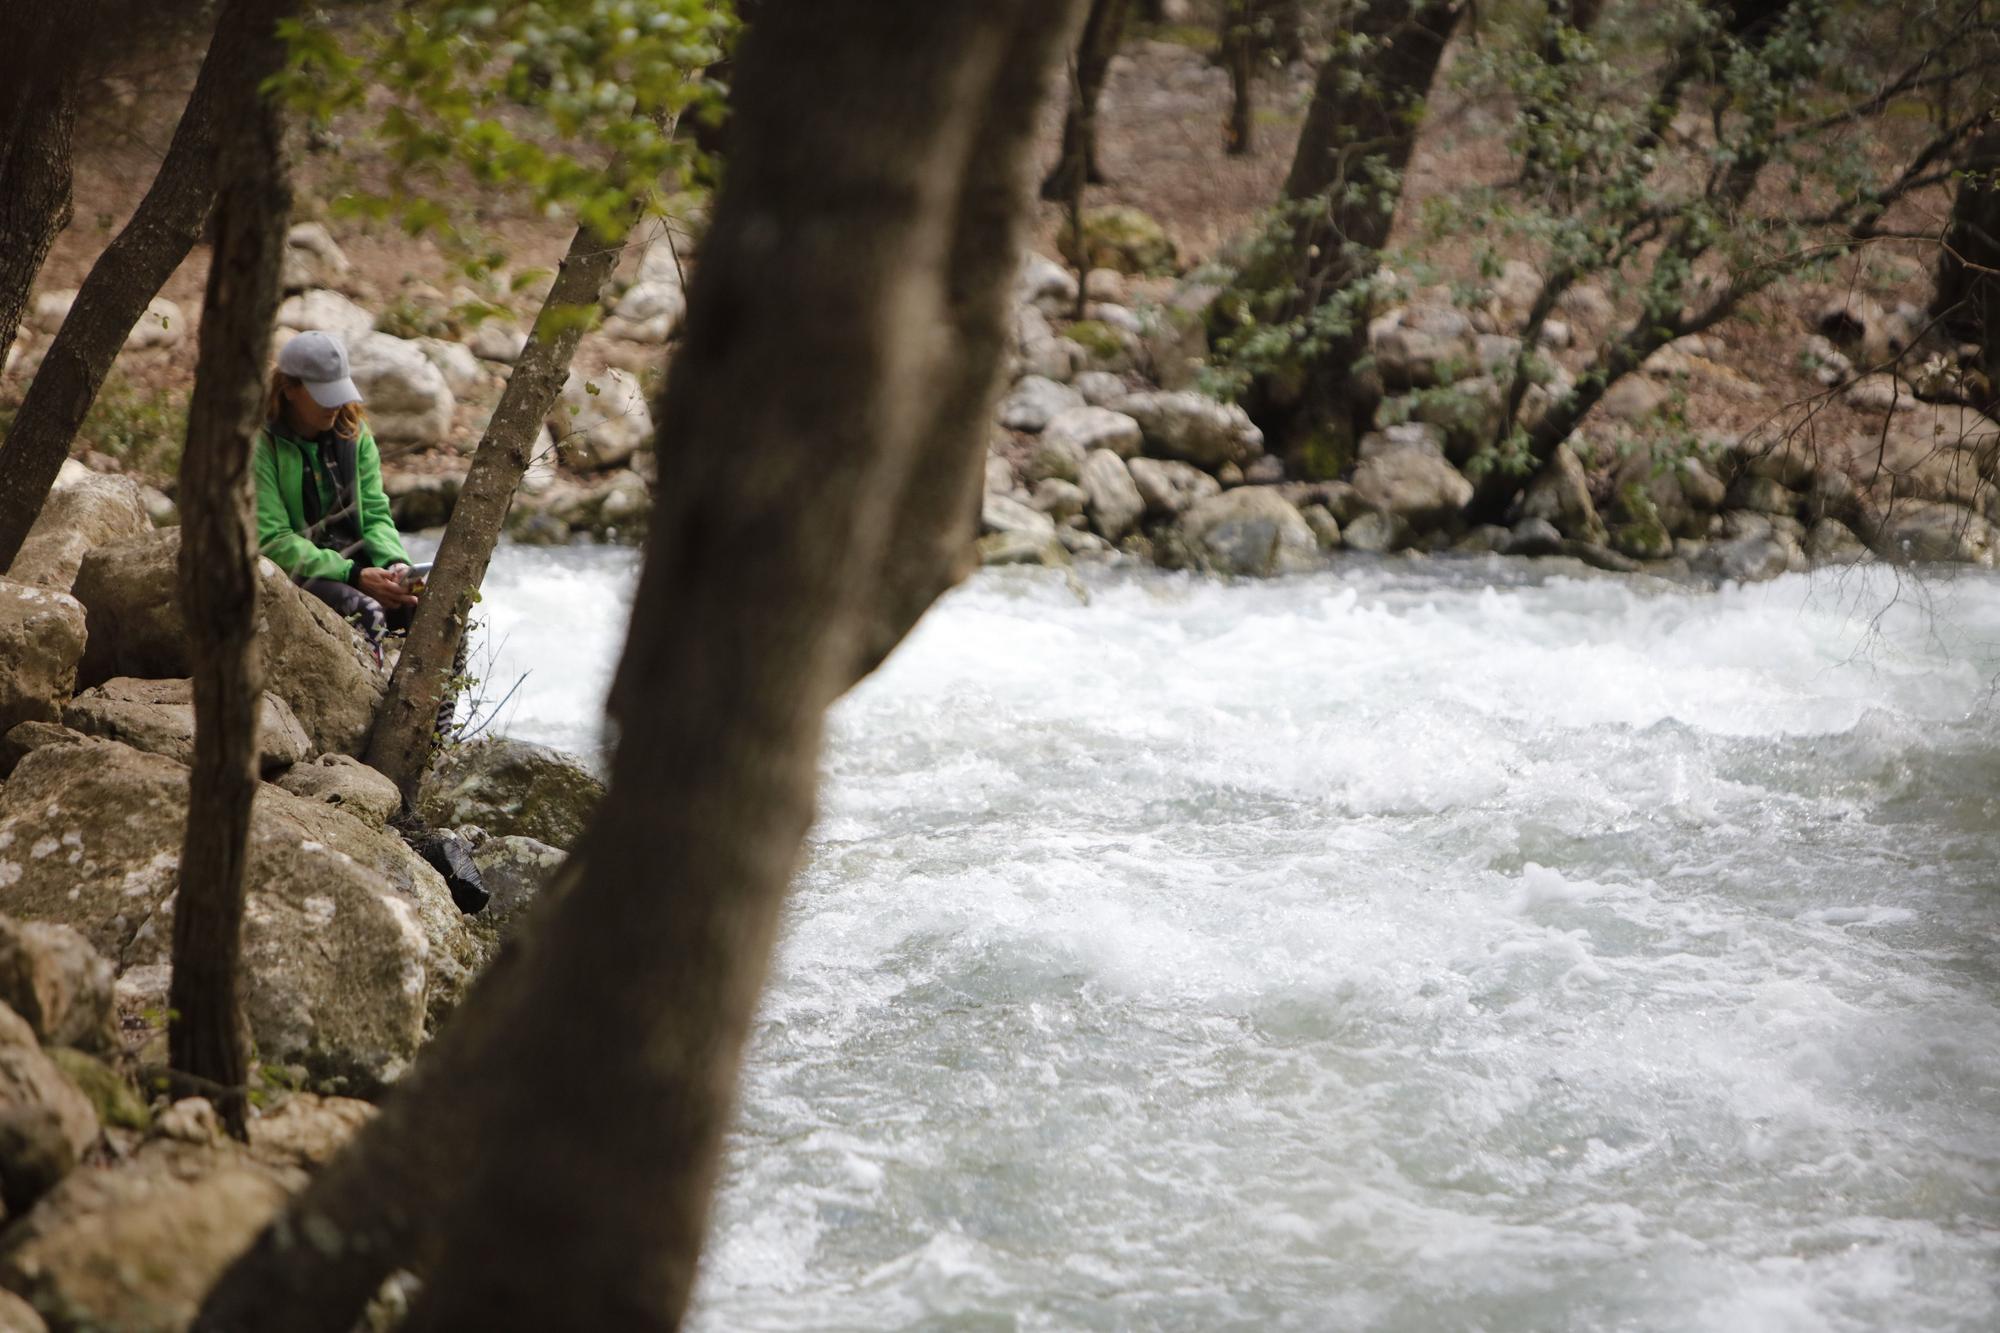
[302,577,414,647]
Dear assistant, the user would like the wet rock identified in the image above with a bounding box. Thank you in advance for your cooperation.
[978,531,1070,567]
[73,531,387,756]
[0,740,476,1089]
[549,367,653,472]
[347,332,455,446]
[1502,516,1565,557]
[418,737,604,850]
[1117,390,1264,469]
[1079,450,1145,543]
[0,582,85,738]
[62,678,309,776]
[999,376,1086,432]
[0,920,115,1054]
[275,289,374,345]
[4,463,154,594]
[1178,487,1317,577]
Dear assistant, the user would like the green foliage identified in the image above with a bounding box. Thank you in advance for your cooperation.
[277,0,736,273]
[78,372,189,482]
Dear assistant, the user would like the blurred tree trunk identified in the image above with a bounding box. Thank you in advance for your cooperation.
[1222,0,1256,156]
[1041,0,1131,199]
[168,0,297,1140]
[0,14,87,379]
[196,0,1086,1327]
[1243,0,1462,477]
[365,214,633,807]
[1933,118,2000,412]
[0,12,229,572]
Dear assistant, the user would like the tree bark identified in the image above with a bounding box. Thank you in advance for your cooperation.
[197,1,1085,1327]
[1223,0,1256,156]
[0,13,230,573]
[1242,0,1461,477]
[0,14,87,378]
[366,215,634,807]
[167,0,296,1142]
[1040,0,1130,199]
[1934,118,2000,412]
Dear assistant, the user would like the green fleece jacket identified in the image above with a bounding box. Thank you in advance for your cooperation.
[252,422,410,583]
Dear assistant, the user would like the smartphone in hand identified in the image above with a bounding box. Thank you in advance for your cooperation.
[399,562,433,595]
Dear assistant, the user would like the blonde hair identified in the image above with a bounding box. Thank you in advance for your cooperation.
[265,370,367,440]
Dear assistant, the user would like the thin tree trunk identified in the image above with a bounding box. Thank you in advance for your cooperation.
[197,1,1085,1327]
[0,15,229,572]
[167,0,296,1142]
[1223,0,1255,156]
[1243,0,1461,477]
[1040,0,1130,199]
[1934,118,2000,412]
[0,15,86,377]
[366,215,634,807]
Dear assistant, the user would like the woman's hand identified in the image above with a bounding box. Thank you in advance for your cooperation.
[359,565,419,609]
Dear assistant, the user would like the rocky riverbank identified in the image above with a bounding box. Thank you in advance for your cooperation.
[0,457,609,1327]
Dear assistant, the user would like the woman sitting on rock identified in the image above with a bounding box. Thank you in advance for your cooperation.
[252,330,420,659]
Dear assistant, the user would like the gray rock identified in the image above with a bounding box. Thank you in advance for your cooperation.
[281,222,352,294]
[1453,524,1512,554]
[984,455,1017,497]
[1079,450,1145,542]
[0,581,85,739]
[1843,373,1919,413]
[1300,504,1342,550]
[1012,306,1074,383]
[122,298,184,352]
[276,289,374,344]
[0,919,114,1054]
[1370,304,1476,389]
[1126,457,1220,518]
[72,531,386,757]
[549,367,653,472]
[1116,390,1264,469]
[1042,406,1143,460]
[1023,431,1085,485]
[0,740,477,1088]
[62,678,309,776]
[1342,510,1412,554]
[1503,516,1565,557]
[1072,371,1130,407]
[1599,374,1669,423]
[1698,533,1798,582]
[1867,499,2000,565]
[606,278,686,344]
[418,737,604,850]
[1804,517,1871,565]
[999,376,1086,432]
[1564,540,1645,573]
[1030,478,1088,522]
[4,462,152,594]
[981,492,1058,539]
[382,468,464,530]
[415,337,485,393]
[1057,527,1114,557]
[276,754,403,830]
[1726,475,1802,517]
[1517,443,1604,543]
[468,322,529,364]
[1178,487,1317,576]
[978,531,1070,566]
[1352,431,1473,524]
[468,835,566,939]
[1016,252,1079,312]
[348,332,455,445]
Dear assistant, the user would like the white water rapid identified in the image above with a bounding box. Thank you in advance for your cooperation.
[468,545,2000,1332]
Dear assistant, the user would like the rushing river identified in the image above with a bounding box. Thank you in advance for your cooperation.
[467,545,2000,1331]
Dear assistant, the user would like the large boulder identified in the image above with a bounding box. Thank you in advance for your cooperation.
[1177,487,1317,577]
[1116,390,1264,470]
[1864,499,2000,565]
[0,919,114,1055]
[549,367,653,472]
[467,834,566,942]
[1127,457,1220,518]
[71,530,386,756]
[347,332,455,446]
[1517,443,1605,544]
[417,737,604,850]
[0,740,477,1089]
[61,679,309,777]
[0,584,85,740]
[4,462,152,593]
[1351,429,1474,525]
[0,1003,98,1166]
[1826,405,2000,511]
[0,1096,368,1333]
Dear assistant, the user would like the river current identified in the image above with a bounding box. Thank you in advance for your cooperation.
[466,545,2000,1332]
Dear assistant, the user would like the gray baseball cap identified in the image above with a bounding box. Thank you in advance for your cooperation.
[277,330,363,409]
